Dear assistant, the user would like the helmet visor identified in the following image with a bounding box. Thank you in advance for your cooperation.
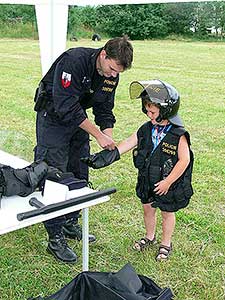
[129,80,169,105]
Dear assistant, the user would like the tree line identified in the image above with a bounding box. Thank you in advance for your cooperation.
[0,2,225,39]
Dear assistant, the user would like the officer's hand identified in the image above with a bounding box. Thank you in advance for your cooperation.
[97,133,116,150]
[81,148,120,169]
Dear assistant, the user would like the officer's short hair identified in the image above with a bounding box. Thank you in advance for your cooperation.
[103,35,133,70]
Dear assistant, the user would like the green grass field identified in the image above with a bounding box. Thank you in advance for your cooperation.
[0,38,224,300]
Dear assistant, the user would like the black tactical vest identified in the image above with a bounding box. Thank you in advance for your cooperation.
[133,122,194,212]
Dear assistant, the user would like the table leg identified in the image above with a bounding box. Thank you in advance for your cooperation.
[82,207,89,271]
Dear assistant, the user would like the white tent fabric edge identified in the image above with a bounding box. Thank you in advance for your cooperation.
[0,0,219,75]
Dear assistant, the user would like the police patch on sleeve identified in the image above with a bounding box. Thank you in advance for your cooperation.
[61,71,71,88]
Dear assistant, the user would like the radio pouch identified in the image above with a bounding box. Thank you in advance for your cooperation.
[34,81,49,112]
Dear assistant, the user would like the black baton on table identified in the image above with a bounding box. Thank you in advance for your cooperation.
[17,187,116,221]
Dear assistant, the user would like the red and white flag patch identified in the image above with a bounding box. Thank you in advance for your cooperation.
[61,71,71,88]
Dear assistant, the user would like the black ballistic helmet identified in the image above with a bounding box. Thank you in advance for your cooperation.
[129,79,183,126]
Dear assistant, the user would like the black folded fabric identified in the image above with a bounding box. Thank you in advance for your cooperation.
[28,263,174,300]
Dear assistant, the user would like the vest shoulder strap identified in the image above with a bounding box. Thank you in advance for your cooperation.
[170,126,186,136]
[169,126,192,146]
[137,122,152,142]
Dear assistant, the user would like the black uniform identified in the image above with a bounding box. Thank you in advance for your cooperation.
[34,47,119,230]
[133,122,194,212]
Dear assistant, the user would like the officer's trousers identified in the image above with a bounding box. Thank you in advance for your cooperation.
[34,110,90,233]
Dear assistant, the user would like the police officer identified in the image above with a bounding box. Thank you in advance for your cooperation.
[34,36,133,263]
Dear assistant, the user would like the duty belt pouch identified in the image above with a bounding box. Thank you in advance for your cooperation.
[34,81,49,112]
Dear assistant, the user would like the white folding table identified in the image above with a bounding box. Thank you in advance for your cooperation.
[0,150,114,271]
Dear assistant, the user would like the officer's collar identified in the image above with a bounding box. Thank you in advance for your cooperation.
[91,47,103,65]
[89,47,103,77]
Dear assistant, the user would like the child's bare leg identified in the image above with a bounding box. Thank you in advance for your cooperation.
[133,203,157,251]
[156,211,175,261]
[161,211,175,247]
[143,203,157,240]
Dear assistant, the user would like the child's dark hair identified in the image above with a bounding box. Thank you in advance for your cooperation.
[141,91,160,109]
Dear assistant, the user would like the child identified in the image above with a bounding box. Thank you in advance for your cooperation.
[82,79,194,261]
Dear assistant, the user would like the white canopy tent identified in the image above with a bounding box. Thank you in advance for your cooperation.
[0,0,219,75]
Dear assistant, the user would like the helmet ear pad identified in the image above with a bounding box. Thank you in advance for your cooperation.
[159,102,173,120]
[155,114,163,123]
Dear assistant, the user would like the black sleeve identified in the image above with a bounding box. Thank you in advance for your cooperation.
[52,55,87,126]
[93,93,116,130]
[92,81,118,131]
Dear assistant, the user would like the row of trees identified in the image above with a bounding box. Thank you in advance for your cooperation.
[69,2,225,39]
[0,2,225,40]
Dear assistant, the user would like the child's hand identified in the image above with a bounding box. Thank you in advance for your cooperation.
[154,179,171,196]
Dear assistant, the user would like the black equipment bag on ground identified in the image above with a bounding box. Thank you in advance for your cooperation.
[28,263,174,300]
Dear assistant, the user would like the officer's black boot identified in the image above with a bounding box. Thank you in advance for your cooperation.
[63,218,96,243]
[47,230,78,263]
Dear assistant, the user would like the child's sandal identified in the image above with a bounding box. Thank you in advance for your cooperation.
[133,236,157,251]
[155,244,172,261]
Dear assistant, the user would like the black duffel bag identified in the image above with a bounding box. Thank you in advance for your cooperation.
[28,263,174,300]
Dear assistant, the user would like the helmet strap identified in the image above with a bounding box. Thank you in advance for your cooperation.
[156,114,163,123]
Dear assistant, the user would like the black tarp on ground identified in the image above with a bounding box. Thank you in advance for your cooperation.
[28,263,174,300]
